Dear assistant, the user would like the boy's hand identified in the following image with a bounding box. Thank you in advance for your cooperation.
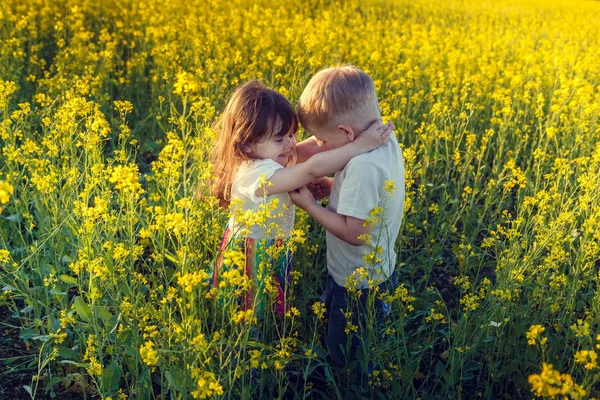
[289,186,316,210]
[354,120,394,151]
[308,177,332,200]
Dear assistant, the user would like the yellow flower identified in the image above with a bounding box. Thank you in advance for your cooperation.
[59,309,77,329]
[460,293,480,312]
[0,180,13,213]
[140,341,159,368]
[383,180,397,195]
[345,321,358,334]
[222,250,245,268]
[528,363,586,399]
[83,335,103,376]
[570,319,590,338]
[274,360,285,370]
[249,350,261,369]
[190,368,223,399]
[177,270,210,293]
[191,334,208,350]
[87,358,103,376]
[526,324,547,346]
[574,350,598,370]
[0,249,11,264]
[312,301,326,320]
[173,71,199,96]
[425,308,445,324]
[114,100,133,116]
[285,306,300,318]
[0,181,13,203]
[232,309,257,325]
[108,164,144,196]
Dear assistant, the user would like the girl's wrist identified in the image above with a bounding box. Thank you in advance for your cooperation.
[350,140,368,153]
[303,200,319,213]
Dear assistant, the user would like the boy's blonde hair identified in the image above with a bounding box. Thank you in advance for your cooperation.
[297,65,379,132]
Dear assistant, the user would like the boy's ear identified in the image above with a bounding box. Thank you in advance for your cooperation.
[336,124,355,141]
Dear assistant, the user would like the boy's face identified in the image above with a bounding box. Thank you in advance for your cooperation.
[309,128,352,150]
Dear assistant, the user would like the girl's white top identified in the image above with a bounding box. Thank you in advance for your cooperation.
[228,159,295,239]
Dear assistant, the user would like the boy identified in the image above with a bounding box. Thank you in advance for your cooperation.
[292,65,405,373]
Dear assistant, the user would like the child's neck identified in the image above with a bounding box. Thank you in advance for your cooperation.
[353,118,380,138]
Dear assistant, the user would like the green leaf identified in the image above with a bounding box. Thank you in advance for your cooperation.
[435,360,445,378]
[165,370,185,391]
[19,329,39,340]
[97,307,112,323]
[60,360,87,367]
[101,362,120,392]
[59,274,78,285]
[324,365,335,384]
[73,296,92,322]
[107,314,120,333]
[125,344,137,358]
[20,305,33,314]
[3,356,24,365]
[164,252,179,265]
[58,347,77,360]
[6,213,23,223]
[165,267,175,280]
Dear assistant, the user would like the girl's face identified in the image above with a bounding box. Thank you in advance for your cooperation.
[246,125,297,166]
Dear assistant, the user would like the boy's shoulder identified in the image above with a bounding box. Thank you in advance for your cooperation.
[344,135,403,178]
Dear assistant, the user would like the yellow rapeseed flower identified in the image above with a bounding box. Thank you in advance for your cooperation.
[140,341,159,368]
[574,350,598,370]
[0,180,13,213]
[312,301,326,320]
[190,368,223,399]
[526,325,547,346]
[528,363,586,399]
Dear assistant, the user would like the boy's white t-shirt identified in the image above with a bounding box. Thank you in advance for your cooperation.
[228,159,295,239]
[326,134,405,289]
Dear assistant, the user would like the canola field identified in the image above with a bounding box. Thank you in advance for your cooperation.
[1,0,600,398]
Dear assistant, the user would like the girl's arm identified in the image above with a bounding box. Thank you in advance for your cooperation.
[257,120,393,197]
[296,136,328,163]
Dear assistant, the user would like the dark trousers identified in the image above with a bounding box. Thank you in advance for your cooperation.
[323,271,398,372]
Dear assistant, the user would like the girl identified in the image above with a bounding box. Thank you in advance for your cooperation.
[211,80,392,317]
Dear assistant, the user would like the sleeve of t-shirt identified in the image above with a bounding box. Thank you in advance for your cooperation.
[335,159,384,221]
[236,159,283,204]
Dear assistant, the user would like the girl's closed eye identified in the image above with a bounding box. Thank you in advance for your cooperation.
[276,132,295,143]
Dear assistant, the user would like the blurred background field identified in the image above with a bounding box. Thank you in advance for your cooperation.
[1,0,600,398]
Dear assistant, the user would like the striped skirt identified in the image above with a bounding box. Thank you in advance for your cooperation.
[213,227,292,316]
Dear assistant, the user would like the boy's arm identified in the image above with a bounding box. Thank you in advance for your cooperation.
[296,136,327,163]
[257,121,392,197]
[289,187,368,246]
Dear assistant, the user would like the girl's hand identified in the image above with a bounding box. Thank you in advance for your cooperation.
[289,186,316,210]
[308,177,333,200]
[355,120,394,151]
